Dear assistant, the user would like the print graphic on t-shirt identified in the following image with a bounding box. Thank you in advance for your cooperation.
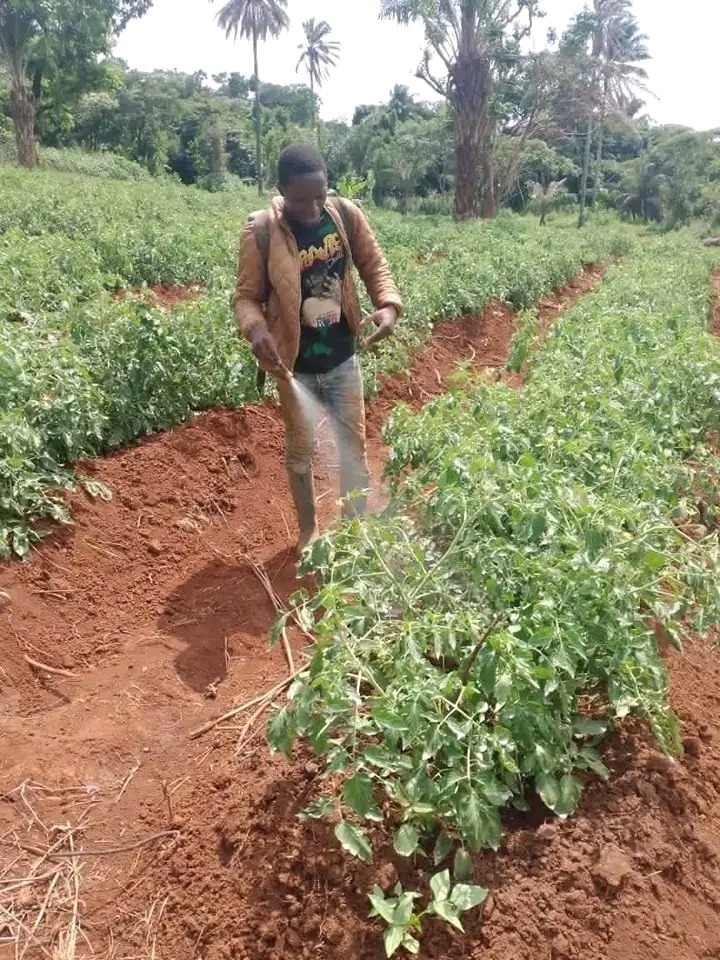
[291,210,355,375]
[300,230,343,329]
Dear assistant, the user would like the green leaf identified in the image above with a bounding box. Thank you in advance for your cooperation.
[451,883,489,912]
[536,772,559,810]
[306,714,331,754]
[81,478,112,500]
[392,892,417,927]
[578,746,611,780]
[269,610,291,648]
[429,869,451,902]
[643,548,667,573]
[326,747,350,774]
[384,925,407,958]
[363,745,398,771]
[453,848,472,882]
[335,820,372,862]
[480,777,513,807]
[537,773,583,817]
[368,887,396,925]
[266,708,295,757]
[393,823,420,857]
[373,707,410,733]
[572,717,608,738]
[556,774,583,817]
[446,716,471,739]
[477,652,497,696]
[299,795,335,820]
[343,772,375,819]
[431,898,464,932]
[403,933,420,954]
[454,790,502,851]
[433,832,452,865]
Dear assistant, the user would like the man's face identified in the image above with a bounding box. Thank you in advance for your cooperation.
[281,171,328,228]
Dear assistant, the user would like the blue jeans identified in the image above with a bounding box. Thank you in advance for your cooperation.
[277,355,369,518]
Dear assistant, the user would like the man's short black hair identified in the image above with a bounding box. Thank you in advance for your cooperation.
[277,143,327,186]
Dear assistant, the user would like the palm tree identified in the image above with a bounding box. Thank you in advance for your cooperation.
[0,3,40,168]
[214,0,290,193]
[591,4,649,206]
[296,19,339,136]
[570,0,649,225]
[386,85,416,127]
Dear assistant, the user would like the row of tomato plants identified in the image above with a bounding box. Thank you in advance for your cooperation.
[269,236,720,954]
[0,169,631,557]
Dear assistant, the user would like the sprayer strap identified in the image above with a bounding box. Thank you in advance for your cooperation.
[248,210,271,398]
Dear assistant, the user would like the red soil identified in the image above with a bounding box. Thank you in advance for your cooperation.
[1,264,719,960]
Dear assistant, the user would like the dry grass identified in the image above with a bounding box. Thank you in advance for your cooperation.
[0,779,174,960]
[0,798,85,960]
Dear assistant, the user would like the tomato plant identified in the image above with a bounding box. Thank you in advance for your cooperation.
[269,237,720,952]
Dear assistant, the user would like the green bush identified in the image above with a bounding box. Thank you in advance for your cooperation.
[38,147,152,181]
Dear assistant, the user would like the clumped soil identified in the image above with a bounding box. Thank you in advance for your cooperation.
[2,264,719,960]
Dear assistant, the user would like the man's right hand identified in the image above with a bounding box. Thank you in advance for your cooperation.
[250,327,291,381]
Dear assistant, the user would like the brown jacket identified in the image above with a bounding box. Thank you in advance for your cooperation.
[232,196,403,370]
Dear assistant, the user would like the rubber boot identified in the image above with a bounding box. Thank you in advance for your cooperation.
[287,470,319,555]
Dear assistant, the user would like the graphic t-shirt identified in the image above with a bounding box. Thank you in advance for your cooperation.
[289,210,355,375]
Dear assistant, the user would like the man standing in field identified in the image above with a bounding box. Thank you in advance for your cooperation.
[233,143,403,554]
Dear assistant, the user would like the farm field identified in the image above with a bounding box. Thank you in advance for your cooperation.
[0,169,719,960]
[0,168,630,559]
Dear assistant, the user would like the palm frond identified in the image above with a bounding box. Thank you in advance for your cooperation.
[379,0,420,25]
[215,0,289,43]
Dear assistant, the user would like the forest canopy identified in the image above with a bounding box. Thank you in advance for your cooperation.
[1,0,718,228]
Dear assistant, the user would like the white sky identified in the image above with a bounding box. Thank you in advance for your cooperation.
[115,0,719,131]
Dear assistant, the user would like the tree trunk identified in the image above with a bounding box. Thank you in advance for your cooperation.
[480,146,496,219]
[10,79,37,169]
[252,33,262,195]
[453,111,479,220]
[450,59,490,221]
[591,75,608,209]
[577,116,593,228]
[310,73,316,139]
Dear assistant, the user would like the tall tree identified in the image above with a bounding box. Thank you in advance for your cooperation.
[558,9,598,227]
[564,1,649,226]
[372,117,442,213]
[590,5,649,207]
[0,0,151,169]
[380,0,541,221]
[0,2,37,166]
[386,84,417,127]
[215,0,289,193]
[296,18,339,136]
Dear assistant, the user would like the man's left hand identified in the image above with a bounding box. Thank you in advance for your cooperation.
[361,306,397,349]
